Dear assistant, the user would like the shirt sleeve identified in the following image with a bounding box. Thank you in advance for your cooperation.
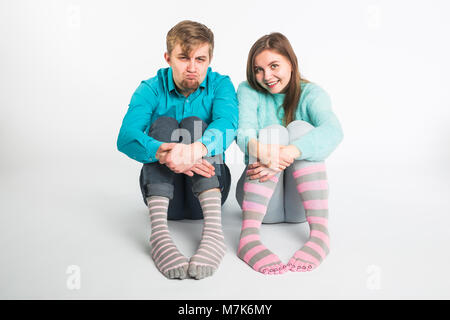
[236,82,259,157]
[291,86,344,161]
[199,77,239,157]
[116,81,163,163]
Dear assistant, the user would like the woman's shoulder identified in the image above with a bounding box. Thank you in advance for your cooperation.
[237,81,256,92]
[301,81,329,99]
[237,81,263,99]
[299,82,330,105]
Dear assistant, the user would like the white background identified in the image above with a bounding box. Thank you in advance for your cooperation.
[1,0,449,299]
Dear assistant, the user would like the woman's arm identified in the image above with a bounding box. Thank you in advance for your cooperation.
[291,86,344,161]
[236,82,259,158]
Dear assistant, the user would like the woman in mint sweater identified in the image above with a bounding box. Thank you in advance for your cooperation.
[235,33,343,275]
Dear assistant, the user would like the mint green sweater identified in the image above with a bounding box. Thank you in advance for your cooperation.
[236,81,343,163]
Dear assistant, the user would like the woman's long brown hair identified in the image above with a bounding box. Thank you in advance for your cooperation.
[246,32,308,125]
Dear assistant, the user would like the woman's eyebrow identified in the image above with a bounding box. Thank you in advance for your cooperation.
[255,60,280,67]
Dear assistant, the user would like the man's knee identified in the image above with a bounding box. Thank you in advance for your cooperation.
[179,116,208,143]
[148,116,179,142]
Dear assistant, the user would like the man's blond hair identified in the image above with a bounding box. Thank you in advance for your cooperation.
[166,20,214,59]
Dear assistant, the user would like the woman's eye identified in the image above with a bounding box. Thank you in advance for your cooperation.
[254,67,262,73]
[271,64,278,69]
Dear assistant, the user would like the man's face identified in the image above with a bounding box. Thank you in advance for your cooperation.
[164,42,211,96]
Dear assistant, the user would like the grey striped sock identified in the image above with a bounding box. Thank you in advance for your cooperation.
[188,189,226,280]
[147,196,189,279]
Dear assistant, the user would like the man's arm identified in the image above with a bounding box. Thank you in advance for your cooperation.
[199,77,239,157]
[116,82,163,163]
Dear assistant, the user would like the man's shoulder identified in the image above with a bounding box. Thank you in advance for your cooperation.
[139,67,170,94]
[206,68,234,89]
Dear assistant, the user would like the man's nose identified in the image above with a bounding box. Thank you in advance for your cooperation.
[187,59,196,72]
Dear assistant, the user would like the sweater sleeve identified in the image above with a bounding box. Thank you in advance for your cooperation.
[116,81,163,163]
[236,82,259,157]
[291,85,344,161]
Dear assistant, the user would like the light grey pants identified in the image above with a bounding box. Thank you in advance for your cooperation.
[236,120,316,223]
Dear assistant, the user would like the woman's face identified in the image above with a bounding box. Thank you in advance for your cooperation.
[254,49,292,94]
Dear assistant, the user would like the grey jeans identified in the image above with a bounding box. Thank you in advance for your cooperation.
[236,120,316,223]
[139,116,231,220]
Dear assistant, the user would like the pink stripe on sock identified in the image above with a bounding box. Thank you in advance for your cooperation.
[243,244,266,263]
[244,183,274,198]
[242,219,261,229]
[304,241,327,259]
[242,200,267,213]
[149,206,168,210]
[238,234,260,253]
[148,199,169,205]
[253,254,280,271]
[307,216,328,227]
[293,164,327,178]
[310,230,330,248]
[160,256,185,271]
[303,199,328,210]
[269,175,279,183]
[295,250,320,266]
[199,197,217,203]
[154,246,176,261]
[152,242,174,258]
[297,180,328,193]
[157,251,178,268]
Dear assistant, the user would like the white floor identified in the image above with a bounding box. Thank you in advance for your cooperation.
[1,145,450,300]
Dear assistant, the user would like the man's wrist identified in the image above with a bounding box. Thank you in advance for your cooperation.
[193,141,208,158]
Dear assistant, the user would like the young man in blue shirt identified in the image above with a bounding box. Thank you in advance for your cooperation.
[117,21,238,280]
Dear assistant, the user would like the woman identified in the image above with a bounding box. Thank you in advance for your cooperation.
[235,32,343,275]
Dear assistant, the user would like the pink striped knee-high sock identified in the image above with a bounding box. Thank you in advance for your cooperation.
[288,162,330,272]
[237,169,287,275]
[147,196,189,279]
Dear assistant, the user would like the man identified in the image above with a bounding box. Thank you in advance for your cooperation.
[117,20,238,280]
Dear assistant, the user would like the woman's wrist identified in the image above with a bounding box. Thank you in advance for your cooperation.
[285,145,301,159]
[248,139,259,158]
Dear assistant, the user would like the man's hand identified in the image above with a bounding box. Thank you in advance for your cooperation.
[164,141,208,174]
[183,159,215,178]
[156,143,177,164]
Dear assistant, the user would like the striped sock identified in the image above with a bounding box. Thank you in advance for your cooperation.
[147,196,189,279]
[237,171,288,275]
[188,189,226,280]
[288,162,330,272]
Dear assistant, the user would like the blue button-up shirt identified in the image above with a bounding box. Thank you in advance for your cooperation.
[117,67,238,163]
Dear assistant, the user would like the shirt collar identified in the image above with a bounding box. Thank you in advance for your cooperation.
[167,67,210,94]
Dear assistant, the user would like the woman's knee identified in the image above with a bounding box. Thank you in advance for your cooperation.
[258,124,289,145]
[286,120,314,141]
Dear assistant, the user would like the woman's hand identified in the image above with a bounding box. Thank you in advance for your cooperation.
[246,162,281,182]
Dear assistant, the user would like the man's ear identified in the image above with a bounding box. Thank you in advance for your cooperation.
[164,52,170,64]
